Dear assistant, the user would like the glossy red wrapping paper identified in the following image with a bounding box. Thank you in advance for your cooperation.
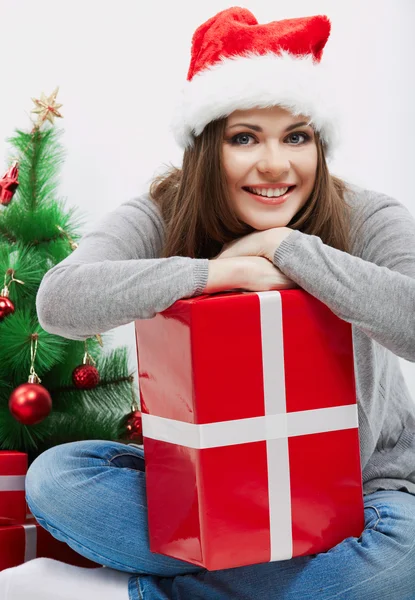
[135,289,364,571]
[0,517,99,571]
[0,451,27,526]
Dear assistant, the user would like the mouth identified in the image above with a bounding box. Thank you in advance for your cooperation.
[242,185,296,205]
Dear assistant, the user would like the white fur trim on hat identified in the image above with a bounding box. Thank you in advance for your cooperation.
[170,50,341,161]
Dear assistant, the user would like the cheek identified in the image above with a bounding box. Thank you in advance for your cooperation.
[295,150,317,188]
[222,148,252,184]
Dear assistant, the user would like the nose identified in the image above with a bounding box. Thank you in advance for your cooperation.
[256,143,290,178]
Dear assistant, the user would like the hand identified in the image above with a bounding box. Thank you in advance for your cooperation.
[234,256,299,292]
[205,256,298,294]
[216,227,294,262]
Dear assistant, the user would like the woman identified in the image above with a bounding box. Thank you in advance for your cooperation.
[2,7,415,600]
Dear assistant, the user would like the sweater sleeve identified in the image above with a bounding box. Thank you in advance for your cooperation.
[36,194,209,341]
[273,190,415,362]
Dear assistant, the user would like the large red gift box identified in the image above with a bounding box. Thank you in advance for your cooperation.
[0,451,27,525]
[0,517,99,571]
[135,289,364,571]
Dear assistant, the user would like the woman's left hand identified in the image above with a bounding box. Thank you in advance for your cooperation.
[216,227,294,262]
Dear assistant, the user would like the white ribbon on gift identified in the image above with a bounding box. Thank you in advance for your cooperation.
[0,475,26,492]
[22,523,37,562]
[142,291,358,562]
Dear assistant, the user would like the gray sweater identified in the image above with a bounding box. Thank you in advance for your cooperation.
[36,182,415,496]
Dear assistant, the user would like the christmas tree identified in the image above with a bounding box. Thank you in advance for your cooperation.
[0,88,142,464]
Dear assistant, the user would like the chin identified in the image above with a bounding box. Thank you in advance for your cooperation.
[242,212,292,231]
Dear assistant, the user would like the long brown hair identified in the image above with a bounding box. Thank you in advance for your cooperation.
[150,117,352,259]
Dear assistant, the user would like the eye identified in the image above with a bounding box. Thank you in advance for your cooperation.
[227,131,311,146]
[286,132,310,145]
[229,133,256,146]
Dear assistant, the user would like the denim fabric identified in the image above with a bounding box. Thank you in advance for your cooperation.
[25,440,415,600]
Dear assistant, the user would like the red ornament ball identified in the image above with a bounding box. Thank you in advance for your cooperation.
[0,296,15,320]
[72,364,100,389]
[0,163,19,206]
[9,383,52,425]
[125,410,143,443]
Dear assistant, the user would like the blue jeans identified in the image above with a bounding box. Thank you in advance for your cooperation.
[25,440,415,600]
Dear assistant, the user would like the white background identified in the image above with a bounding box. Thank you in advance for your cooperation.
[1,0,414,398]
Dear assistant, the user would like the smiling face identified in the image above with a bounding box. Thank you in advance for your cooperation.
[221,105,318,230]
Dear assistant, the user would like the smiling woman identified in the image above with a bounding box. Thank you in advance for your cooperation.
[150,108,351,260]
[222,106,318,232]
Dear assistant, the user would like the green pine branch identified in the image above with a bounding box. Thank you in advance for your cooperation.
[0,116,137,456]
[0,346,137,461]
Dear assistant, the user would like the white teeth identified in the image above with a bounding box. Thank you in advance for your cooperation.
[248,186,289,198]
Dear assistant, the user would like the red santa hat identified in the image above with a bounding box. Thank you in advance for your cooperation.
[170,7,340,160]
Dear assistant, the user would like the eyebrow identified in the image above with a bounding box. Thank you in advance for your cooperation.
[226,120,311,133]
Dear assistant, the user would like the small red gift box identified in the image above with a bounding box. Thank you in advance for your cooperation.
[0,517,99,571]
[0,451,27,525]
[135,289,364,571]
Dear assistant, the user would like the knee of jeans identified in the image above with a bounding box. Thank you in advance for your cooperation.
[25,441,88,517]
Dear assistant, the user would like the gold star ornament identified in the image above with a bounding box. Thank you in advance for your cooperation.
[31,86,63,127]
